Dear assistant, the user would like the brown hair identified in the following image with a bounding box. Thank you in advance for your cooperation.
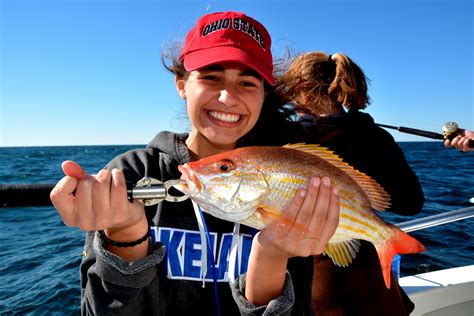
[277,51,371,115]
[162,43,189,79]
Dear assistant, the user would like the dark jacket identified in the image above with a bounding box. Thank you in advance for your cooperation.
[304,110,424,214]
[304,110,424,316]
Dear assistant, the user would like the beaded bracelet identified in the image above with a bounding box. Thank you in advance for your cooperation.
[98,229,150,247]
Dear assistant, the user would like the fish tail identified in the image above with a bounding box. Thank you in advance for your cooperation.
[375,227,425,289]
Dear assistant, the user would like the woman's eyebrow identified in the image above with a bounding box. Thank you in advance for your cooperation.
[240,69,261,79]
[199,65,261,79]
[200,65,224,72]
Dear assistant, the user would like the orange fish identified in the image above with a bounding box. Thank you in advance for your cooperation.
[176,144,425,288]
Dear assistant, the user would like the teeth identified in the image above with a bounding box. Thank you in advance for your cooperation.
[208,111,240,123]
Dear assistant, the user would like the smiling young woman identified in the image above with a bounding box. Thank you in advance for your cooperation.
[50,11,340,315]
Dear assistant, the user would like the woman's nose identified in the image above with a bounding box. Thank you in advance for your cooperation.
[218,88,239,107]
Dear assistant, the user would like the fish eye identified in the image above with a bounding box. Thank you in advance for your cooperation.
[217,159,234,173]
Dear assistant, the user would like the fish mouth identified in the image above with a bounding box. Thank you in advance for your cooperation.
[177,164,203,194]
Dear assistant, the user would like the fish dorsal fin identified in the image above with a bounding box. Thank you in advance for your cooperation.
[283,143,391,211]
[323,239,361,266]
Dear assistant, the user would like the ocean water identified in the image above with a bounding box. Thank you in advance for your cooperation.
[0,142,473,314]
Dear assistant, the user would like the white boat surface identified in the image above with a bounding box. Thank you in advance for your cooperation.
[394,207,474,316]
[399,265,474,316]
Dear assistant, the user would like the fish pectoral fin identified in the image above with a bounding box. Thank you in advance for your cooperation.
[256,205,283,226]
[323,239,361,267]
[257,205,309,233]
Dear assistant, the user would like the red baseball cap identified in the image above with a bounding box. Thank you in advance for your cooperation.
[179,11,274,85]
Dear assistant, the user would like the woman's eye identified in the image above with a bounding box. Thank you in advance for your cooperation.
[202,75,220,81]
[241,81,257,87]
[217,159,234,173]
[240,77,263,88]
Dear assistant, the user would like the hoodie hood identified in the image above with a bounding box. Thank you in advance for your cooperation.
[314,110,375,128]
[305,110,379,145]
[147,131,191,165]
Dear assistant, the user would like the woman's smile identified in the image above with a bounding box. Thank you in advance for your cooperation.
[206,110,244,126]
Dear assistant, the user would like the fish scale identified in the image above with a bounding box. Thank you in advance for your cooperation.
[176,144,425,288]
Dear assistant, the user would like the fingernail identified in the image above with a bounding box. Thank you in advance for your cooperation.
[333,187,339,196]
[98,169,107,176]
[312,178,321,188]
[322,177,331,186]
[300,189,307,197]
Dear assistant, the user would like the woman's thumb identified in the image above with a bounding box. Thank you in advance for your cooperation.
[61,160,89,179]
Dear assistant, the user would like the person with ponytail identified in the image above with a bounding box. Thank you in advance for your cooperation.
[277,51,424,315]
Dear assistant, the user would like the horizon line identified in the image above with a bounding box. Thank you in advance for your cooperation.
[0,140,443,148]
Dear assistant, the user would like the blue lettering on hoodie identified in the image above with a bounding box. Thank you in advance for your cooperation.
[151,226,254,282]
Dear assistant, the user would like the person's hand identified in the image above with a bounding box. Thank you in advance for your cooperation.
[256,176,340,259]
[244,176,339,306]
[445,129,474,152]
[50,161,149,259]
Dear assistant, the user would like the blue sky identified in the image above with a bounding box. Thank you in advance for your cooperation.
[1,0,472,146]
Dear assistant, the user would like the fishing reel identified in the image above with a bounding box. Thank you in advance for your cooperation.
[442,121,473,149]
[442,122,463,140]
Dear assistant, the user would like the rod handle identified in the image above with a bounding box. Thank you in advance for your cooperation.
[0,182,176,208]
[0,184,55,207]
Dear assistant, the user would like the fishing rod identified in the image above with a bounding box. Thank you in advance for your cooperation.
[0,177,187,208]
[376,121,474,148]
[1,122,471,208]
[376,124,444,140]
[2,181,473,232]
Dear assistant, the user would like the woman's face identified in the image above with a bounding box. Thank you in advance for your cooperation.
[176,62,265,157]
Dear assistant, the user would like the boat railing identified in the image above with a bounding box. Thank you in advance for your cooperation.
[396,206,474,233]
[391,205,474,280]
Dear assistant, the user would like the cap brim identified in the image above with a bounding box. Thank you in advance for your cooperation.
[183,46,275,86]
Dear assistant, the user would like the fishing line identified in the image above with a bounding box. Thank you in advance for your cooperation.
[193,202,222,316]
[228,222,241,285]
[192,201,208,285]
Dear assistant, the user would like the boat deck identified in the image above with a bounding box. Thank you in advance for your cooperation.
[400,265,474,316]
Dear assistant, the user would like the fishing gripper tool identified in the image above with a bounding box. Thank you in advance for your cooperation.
[127,177,188,206]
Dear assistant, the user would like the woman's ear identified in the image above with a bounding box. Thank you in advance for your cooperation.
[175,76,186,99]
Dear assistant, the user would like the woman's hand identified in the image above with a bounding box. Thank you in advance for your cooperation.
[444,129,474,152]
[257,176,339,259]
[245,176,339,306]
[50,160,149,260]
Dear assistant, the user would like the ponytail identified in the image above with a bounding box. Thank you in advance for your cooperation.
[277,51,370,115]
[329,53,370,110]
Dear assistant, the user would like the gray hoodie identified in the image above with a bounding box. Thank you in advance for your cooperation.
[80,131,313,315]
